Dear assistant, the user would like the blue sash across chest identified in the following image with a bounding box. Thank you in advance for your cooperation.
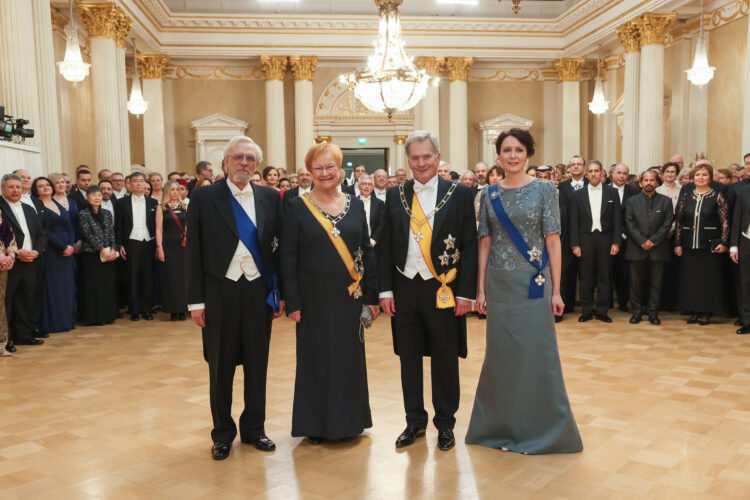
[228,188,280,311]
[486,183,548,299]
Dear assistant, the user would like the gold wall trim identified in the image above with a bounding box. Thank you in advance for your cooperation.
[469,69,544,82]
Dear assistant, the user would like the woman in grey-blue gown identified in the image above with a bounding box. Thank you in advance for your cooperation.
[466,128,582,454]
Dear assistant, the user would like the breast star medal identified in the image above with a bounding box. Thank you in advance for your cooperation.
[452,249,461,264]
[444,234,456,250]
[271,236,279,252]
[439,251,451,266]
[527,246,543,265]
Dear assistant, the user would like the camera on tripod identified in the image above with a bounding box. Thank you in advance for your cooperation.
[0,106,35,143]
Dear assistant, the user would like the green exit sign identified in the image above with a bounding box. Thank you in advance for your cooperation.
[358,138,367,145]
[346,162,353,167]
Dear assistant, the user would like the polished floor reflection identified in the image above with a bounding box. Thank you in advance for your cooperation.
[2,311,750,499]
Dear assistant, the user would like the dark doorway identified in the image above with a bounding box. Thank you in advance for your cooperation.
[341,148,389,180]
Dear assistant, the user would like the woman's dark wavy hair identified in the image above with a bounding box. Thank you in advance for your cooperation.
[495,128,535,157]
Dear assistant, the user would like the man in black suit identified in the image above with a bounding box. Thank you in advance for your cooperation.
[116,172,158,321]
[624,170,673,325]
[71,169,93,211]
[0,174,46,351]
[356,174,385,245]
[378,131,477,451]
[556,155,587,321]
[187,161,214,195]
[570,160,622,323]
[282,166,312,211]
[342,164,366,196]
[186,136,284,460]
[730,172,750,334]
[609,163,640,312]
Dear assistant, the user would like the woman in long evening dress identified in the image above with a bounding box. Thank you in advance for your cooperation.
[466,128,583,454]
[282,142,378,443]
[156,180,188,320]
[33,177,76,334]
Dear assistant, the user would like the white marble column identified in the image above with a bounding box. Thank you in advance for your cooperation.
[670,39,691,161]
[446,57,472,172]
[555,58,585,162]
[31,0,62,173]
[260,56,288,168]
[616,20,641,169]
[393,135,407,176]
[543,80,561,165]
[289,56,316,171]
[115,16,132,173]
[79,2,126,174]
[138,54,170,176]
[416,57,444,139]
[0,0,41,149]
[636,12,676,172]
[743,14,750,154]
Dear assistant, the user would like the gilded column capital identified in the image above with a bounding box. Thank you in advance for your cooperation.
[635,12,677,46]
[76,1,121,40]
[445,57,473,82]
[137,54,170,79]
[289,56,317,81]
[394,135,408,145]
[615,20,641,53]
[260,56,288,81]
[598,57,608,82]
[114,10,132,49]
[314,136,332,144]
[553,57,586,83]
[415,57,445,76]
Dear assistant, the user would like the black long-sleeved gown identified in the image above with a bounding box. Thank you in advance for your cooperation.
[281,194,377,440]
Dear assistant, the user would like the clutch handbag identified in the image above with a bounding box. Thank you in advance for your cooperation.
[360,305,374,329]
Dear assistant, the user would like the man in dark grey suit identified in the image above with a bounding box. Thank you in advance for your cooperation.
[624,170,674,325]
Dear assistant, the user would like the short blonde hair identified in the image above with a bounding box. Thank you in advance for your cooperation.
[305,141,343,171]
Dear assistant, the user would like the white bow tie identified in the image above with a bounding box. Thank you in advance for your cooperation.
[7,201,21,208]
[234,191,252,199]
[414,184,434,194]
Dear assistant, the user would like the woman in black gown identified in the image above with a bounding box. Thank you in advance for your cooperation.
[674,163,729,325]
[78,186,119,325]
[156,180,188,320]
[282,141,379,444]
[32,177,76,334]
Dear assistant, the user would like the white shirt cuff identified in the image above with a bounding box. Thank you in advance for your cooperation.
[457,296,474,303]
[370,238,376,247]
[730,246,739,253]
[378,291,393,299]
[188,303,205,311]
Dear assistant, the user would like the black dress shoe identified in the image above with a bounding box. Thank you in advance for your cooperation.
[5,342,16,353]
[142,313,154,321]
[437,429,455,451]
[307,436,323,445]
[117,312,125,319]
[737,325,750,334]
[241,434,276,451]
[15,337,43,345]
[35,332,50,338]
[648,315,661,325]
[597,315,613,323]
[686,315,699,324]
[619,305,629,313]
[130,314,140,321]
[554,315,563,323]
[735,319,743,326]
[178,313,187,321]
[395,426,426,448]
[170,313,178,321]
[629,314,641,324]
[578,314,594,323]
[211,442,230,460]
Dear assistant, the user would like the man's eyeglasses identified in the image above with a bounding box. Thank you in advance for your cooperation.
[229,154,257,163]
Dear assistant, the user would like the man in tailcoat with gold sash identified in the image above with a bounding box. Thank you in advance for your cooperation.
[378,131,478,451]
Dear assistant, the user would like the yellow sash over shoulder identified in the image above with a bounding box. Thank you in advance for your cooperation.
[409,194,457,309]
[300,194,363,299]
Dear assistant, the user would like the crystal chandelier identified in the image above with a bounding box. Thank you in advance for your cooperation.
[685,0,715,87]
[340,0,435,117]
[588,58,609,115]
[57,0,91,84]
[127,38,148,117]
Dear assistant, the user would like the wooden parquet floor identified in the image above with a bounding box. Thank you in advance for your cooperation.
[2,311,750,499]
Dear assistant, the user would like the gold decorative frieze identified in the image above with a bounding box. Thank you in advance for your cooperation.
[394,135,408,145]
[289,56,317,81]
[553,57,585,82]
[469,68,543,82]
[415,57,445,76]
[314,136,332,143]
[635,12,677,46]
[446,57,473,82]
[137,54,170,79]
[76,1,122,40]
[711,0,748,27]
[260,56,288,81]
[615,20,641,53]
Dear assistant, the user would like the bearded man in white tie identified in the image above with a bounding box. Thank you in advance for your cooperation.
[186,136,285,460]
[378,131,477,451]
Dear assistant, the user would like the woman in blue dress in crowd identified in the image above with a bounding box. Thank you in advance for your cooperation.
[32,177,77,334]
[466,128,582,454]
